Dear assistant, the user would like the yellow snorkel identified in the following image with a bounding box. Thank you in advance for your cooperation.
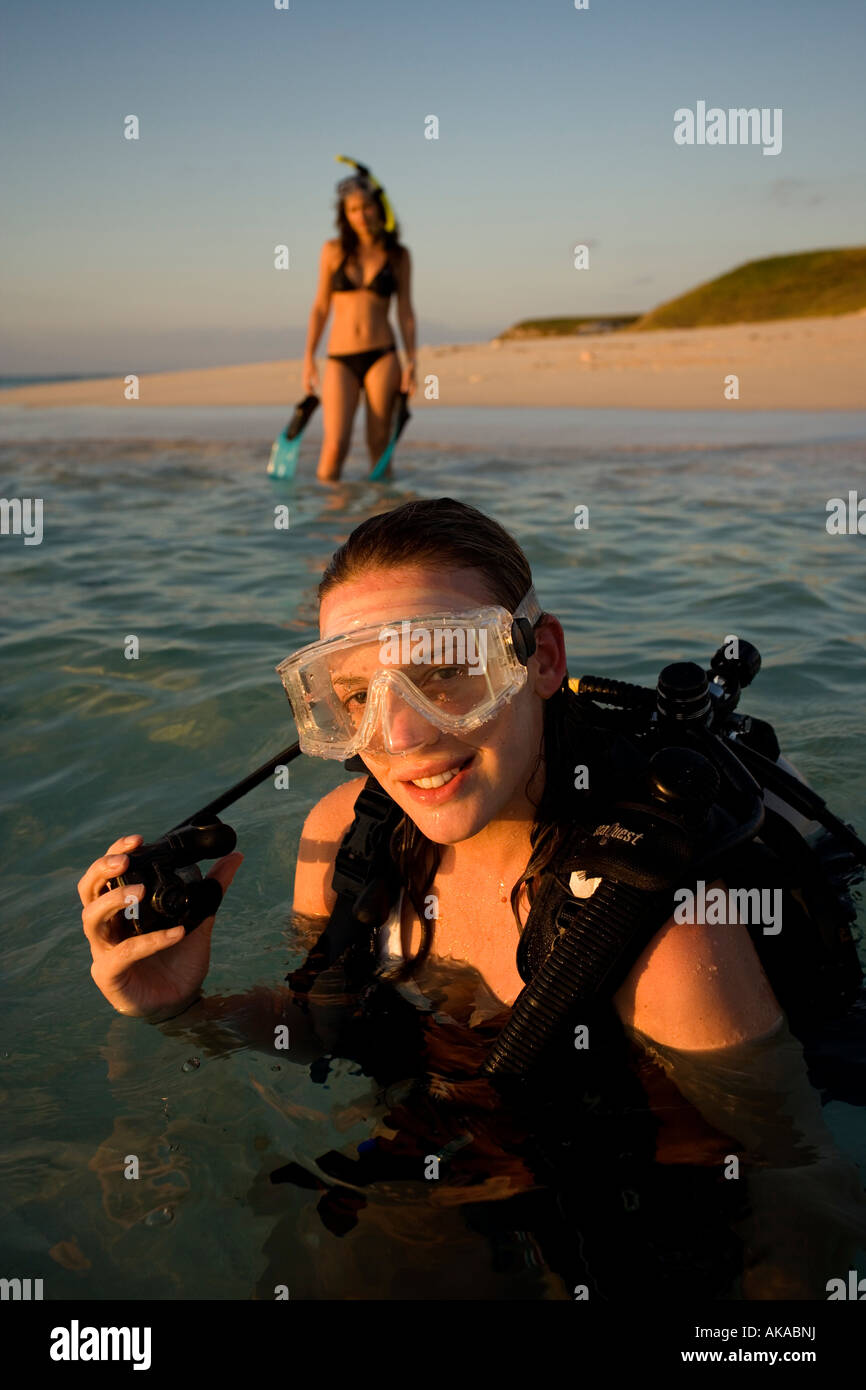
[335,154,396,232]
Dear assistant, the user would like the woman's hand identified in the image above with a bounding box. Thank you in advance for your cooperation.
[78,834,243,1021]
[401,361,416,396]
[303,357,320,396]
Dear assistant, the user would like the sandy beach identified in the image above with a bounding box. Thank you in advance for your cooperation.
[3,312,865,411]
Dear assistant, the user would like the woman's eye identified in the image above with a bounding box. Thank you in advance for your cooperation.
[417,666,464,694]
[343,689,368,712]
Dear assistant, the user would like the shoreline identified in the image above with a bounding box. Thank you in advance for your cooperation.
[2,313,865,412]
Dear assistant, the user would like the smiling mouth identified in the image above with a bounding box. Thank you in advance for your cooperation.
[405,755,474,789]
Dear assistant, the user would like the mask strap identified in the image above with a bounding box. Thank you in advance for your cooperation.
[511,585,542,665]
[514,585,542,625]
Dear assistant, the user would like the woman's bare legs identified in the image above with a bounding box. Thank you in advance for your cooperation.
[317,358,361,482]
[363,350,402,474]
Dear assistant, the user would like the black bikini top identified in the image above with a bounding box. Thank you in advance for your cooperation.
[331,250,398,299]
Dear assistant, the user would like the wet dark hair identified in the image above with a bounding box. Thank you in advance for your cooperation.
[335,178,403,264]
[318,498,585,982]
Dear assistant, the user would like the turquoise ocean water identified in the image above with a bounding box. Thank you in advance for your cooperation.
[1,404,865,1299]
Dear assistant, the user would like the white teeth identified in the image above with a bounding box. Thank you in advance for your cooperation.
[410,765,463,789]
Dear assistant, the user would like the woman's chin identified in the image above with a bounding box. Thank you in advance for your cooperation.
[407,796,495,845]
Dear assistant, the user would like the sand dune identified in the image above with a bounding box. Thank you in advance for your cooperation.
[3,313,865,411]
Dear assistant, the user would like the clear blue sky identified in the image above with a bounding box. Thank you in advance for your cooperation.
[2,0,864,373]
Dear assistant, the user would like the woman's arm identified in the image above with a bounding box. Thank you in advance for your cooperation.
[612,877,783,1050]
[395,246,416,391]
[303,241,336,365]
[612,743,828,1047]
[135,778,365,1042]
[614,877,866,1297]
[292,775,367,915]
[633,1015,866,1298]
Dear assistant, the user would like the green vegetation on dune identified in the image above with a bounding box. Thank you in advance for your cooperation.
[632,248,866,330]
[497,249,866,339]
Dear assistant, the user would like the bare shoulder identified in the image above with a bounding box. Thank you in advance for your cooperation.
[612,878,783,1050]
[301,775,366,840]
[292,776,367,915]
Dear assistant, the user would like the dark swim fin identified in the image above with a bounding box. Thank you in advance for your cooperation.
[369,391,411,480]
[267,394,320,478]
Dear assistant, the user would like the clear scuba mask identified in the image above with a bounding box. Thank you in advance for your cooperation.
[275,587,543,760]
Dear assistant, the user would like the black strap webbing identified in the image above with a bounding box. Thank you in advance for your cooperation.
[287,776,403,994]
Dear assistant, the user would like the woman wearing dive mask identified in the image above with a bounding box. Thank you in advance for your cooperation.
[283,504,784,1039]
[80,496,781,1042]
[302,163,416,482]
[79,496,866,1299]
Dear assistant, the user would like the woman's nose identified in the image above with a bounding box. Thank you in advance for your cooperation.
[377,687,438,755]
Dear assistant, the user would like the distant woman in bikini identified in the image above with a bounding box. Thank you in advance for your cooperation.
[303,161,416,482]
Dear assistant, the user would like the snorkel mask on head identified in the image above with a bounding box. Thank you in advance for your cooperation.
[335,154,396,232]
[276,587,543,760]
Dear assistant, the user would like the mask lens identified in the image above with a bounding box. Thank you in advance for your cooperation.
[394,658,486,711]
[278,607,524,758]
[372,622,497,718]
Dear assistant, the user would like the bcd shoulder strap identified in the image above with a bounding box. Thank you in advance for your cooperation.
[286,775,403,994]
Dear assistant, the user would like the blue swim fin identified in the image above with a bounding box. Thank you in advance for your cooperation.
[267,394,320,479]
[369,392,411,480]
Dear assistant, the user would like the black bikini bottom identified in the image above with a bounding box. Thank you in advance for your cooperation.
[328,342,398,386]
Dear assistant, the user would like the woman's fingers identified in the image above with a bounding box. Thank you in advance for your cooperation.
[82,843,241,972]
[77,835,143,906]
[93,923,187,979]
[84,852,241,948]
[82,882,144,949]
